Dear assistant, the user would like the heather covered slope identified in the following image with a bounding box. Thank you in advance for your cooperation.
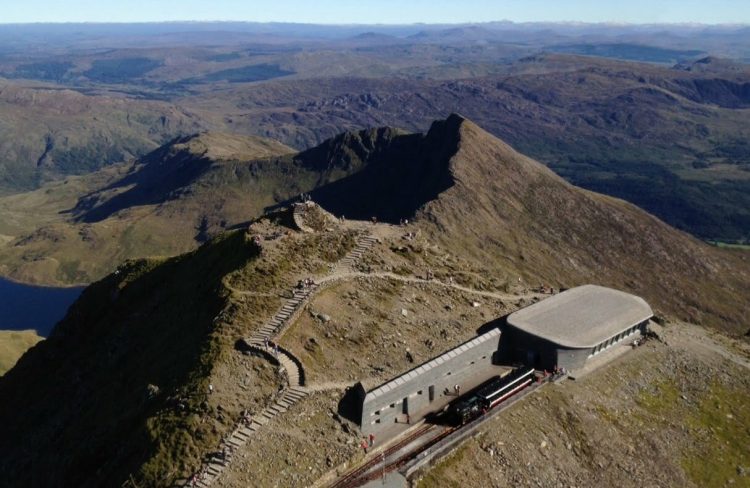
[0,81,204,193]
[410,115,750,335]
[0,223,361,487]
[0,133,301,284]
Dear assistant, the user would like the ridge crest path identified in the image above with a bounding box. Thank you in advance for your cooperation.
[182,233,377,487]
[183,230,544,487]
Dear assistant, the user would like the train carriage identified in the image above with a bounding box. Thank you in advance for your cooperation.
[444,366,536,426]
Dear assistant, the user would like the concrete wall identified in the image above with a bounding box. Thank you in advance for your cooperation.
[503,319,650,371]
[360,328,502,438]
[554,347,590,371]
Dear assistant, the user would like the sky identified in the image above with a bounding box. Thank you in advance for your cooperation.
[2,0,750,25]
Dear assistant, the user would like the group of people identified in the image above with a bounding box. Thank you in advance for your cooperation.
[297,277,316,289]
[360,433,376,453]
[263,337,280,358]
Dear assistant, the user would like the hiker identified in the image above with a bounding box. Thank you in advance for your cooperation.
[264,337,269,349]
[208,384,214,394]
[274,344,279,358]
[361,439,368,454]
[454,384,460,396]
[369,433,375,447]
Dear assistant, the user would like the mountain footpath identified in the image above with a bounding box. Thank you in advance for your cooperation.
[0,115,748,487]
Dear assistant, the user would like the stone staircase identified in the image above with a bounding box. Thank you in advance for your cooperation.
[334,234,378,274]
[181,233,378,487]
[188,386,310,487]
[247,285,317,345]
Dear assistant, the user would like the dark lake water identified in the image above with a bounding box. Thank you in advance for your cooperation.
[0,277,85,337]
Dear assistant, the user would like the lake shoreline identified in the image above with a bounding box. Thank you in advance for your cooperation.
[0,271,90,289]
[0,277,85,337]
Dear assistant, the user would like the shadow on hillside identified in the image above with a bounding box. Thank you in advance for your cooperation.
[65,136,214,223]
[337,384,364,425]
[265,118,462,223]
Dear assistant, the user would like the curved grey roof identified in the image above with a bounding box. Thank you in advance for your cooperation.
[506,285,653,349]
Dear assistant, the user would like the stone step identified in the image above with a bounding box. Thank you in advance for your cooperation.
[261,411,275,420]
[268,405,286,414]
[284,391,307,403]
[234,430,249,440]
[239,426,254,437]
[225,438,242,448]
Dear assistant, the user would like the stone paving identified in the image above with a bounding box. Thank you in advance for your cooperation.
[183,232,377,487]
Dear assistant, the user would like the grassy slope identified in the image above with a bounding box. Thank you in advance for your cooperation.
[0,231,256,486]
[0,80,204,192]
[0,133,302,285]
[0,221,358,487]
[0,330,42,375]
[416,115,750,335]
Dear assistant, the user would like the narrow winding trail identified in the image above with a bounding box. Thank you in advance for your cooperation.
[186,229,545,487]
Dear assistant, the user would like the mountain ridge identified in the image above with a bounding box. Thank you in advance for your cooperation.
[0,115,749,487]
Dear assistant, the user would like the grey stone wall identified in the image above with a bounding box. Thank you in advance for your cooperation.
[555,348,590,370]
[361,328,502,438]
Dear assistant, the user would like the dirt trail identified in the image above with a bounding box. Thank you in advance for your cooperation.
[320,270,547,302]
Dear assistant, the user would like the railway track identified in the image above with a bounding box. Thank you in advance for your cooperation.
[330,372,559,488]
[329,424,441,488]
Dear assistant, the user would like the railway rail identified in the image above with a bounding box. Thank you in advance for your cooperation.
[329,370,562,488]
